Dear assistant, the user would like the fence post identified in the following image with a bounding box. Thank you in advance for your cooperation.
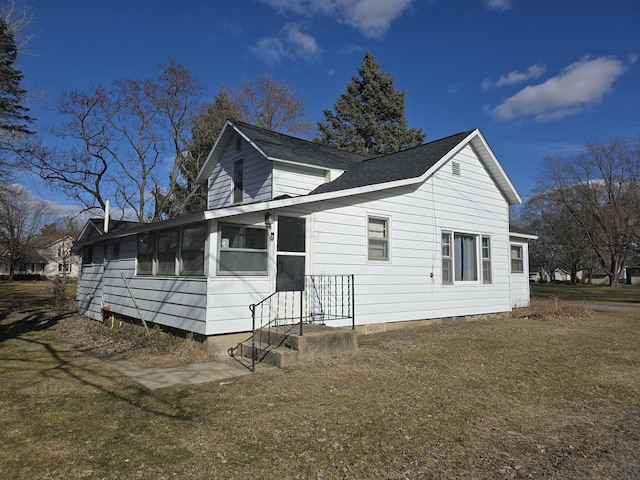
[249,303,256,372]
[351,274,355,330]
[299,289,304,336]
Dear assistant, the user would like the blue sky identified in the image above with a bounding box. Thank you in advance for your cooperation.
[17,0,640,211]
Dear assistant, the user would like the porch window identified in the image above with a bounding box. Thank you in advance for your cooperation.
[233,159,243,204]
[511,244,524,273]
[482,235,492,284]
[218,224,268,275]
[367,216,389,261]
[180,224,207,276]
[157,229,178,275]
[137,233,156,275]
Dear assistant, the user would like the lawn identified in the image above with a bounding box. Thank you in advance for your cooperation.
[1,281,639,479]
[532,282,640,304]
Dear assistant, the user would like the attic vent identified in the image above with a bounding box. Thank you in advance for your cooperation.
[236,136,242,152]
[452,161,461,177]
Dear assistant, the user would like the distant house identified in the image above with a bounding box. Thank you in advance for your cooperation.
[73,121,534,351]
[41,236,82,280]
[0,236,81,280]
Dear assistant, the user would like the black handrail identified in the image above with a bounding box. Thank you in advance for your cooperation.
[238,275,355,372]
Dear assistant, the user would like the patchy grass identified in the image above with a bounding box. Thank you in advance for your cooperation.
[0,281,639,478]
[532,282,640,304]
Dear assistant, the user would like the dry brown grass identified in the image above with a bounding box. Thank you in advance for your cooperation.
[1,280,638,479]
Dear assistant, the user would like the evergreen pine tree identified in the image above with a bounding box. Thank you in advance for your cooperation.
[0,16,32,135]
[315,52,425,156]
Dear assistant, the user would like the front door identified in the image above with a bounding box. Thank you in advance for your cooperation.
[276,216,306,291]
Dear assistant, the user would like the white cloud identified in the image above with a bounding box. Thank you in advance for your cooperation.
[487,56,627,122]
[283,23,320,59]
[251,23,320,66]
[259,0,412,38]
[483,64,546,90]
[483,0,512,11]
[250,37,287,67]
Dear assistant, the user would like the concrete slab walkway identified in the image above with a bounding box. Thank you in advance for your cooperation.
[105,357,275,390]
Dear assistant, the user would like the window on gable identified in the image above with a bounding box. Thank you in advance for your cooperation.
[482,235,492,284]
[236,135,242,152]
[511,244,524,273]
[180,224,207,276]
[233,159,243,203]
[367,216,389,261]
[218,224,268,275]
[82,247,93,265]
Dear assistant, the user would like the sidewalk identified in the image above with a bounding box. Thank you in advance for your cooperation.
[105,356,275,390]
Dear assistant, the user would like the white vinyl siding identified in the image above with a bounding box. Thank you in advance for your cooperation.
[310,143,512,325]
[207,139,272,209]
[273,162,328,197]
[509,237,531,307]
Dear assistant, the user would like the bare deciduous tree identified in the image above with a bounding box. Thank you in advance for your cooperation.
[26,60,205,222]
[0,183,52,280]
[231,75,312,136]
[532,137,640,286]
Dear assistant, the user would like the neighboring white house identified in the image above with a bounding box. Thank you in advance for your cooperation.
[73,121,533,350]
[0,236,81,280]
[42,236,81,279]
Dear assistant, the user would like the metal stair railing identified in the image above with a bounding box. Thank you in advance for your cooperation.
[228,275,355,372]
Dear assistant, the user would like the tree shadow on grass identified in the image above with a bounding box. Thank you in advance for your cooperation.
[1,309,194,421]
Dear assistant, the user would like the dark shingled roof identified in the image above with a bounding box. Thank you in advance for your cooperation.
[311,130,473,195]
[232,121,367,170]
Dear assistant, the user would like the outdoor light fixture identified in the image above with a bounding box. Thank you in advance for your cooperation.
[264,211,273,228]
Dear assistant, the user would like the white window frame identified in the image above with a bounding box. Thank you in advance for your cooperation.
[482,235,492,284]
[441,229,493,285]
[367,216,390,262]
[442,231,453,285]
[511,244,524,273]
[217,223,269,276]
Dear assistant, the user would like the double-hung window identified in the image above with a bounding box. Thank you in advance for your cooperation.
[442,232,453,284]
[482,235,492,284]
[511,244,524,273]
[218,224,268,275]
[367,216,389,261]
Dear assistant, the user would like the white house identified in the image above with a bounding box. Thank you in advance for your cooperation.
[73,121,533,351]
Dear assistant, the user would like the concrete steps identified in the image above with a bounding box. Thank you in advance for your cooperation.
[235,324,358,369]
